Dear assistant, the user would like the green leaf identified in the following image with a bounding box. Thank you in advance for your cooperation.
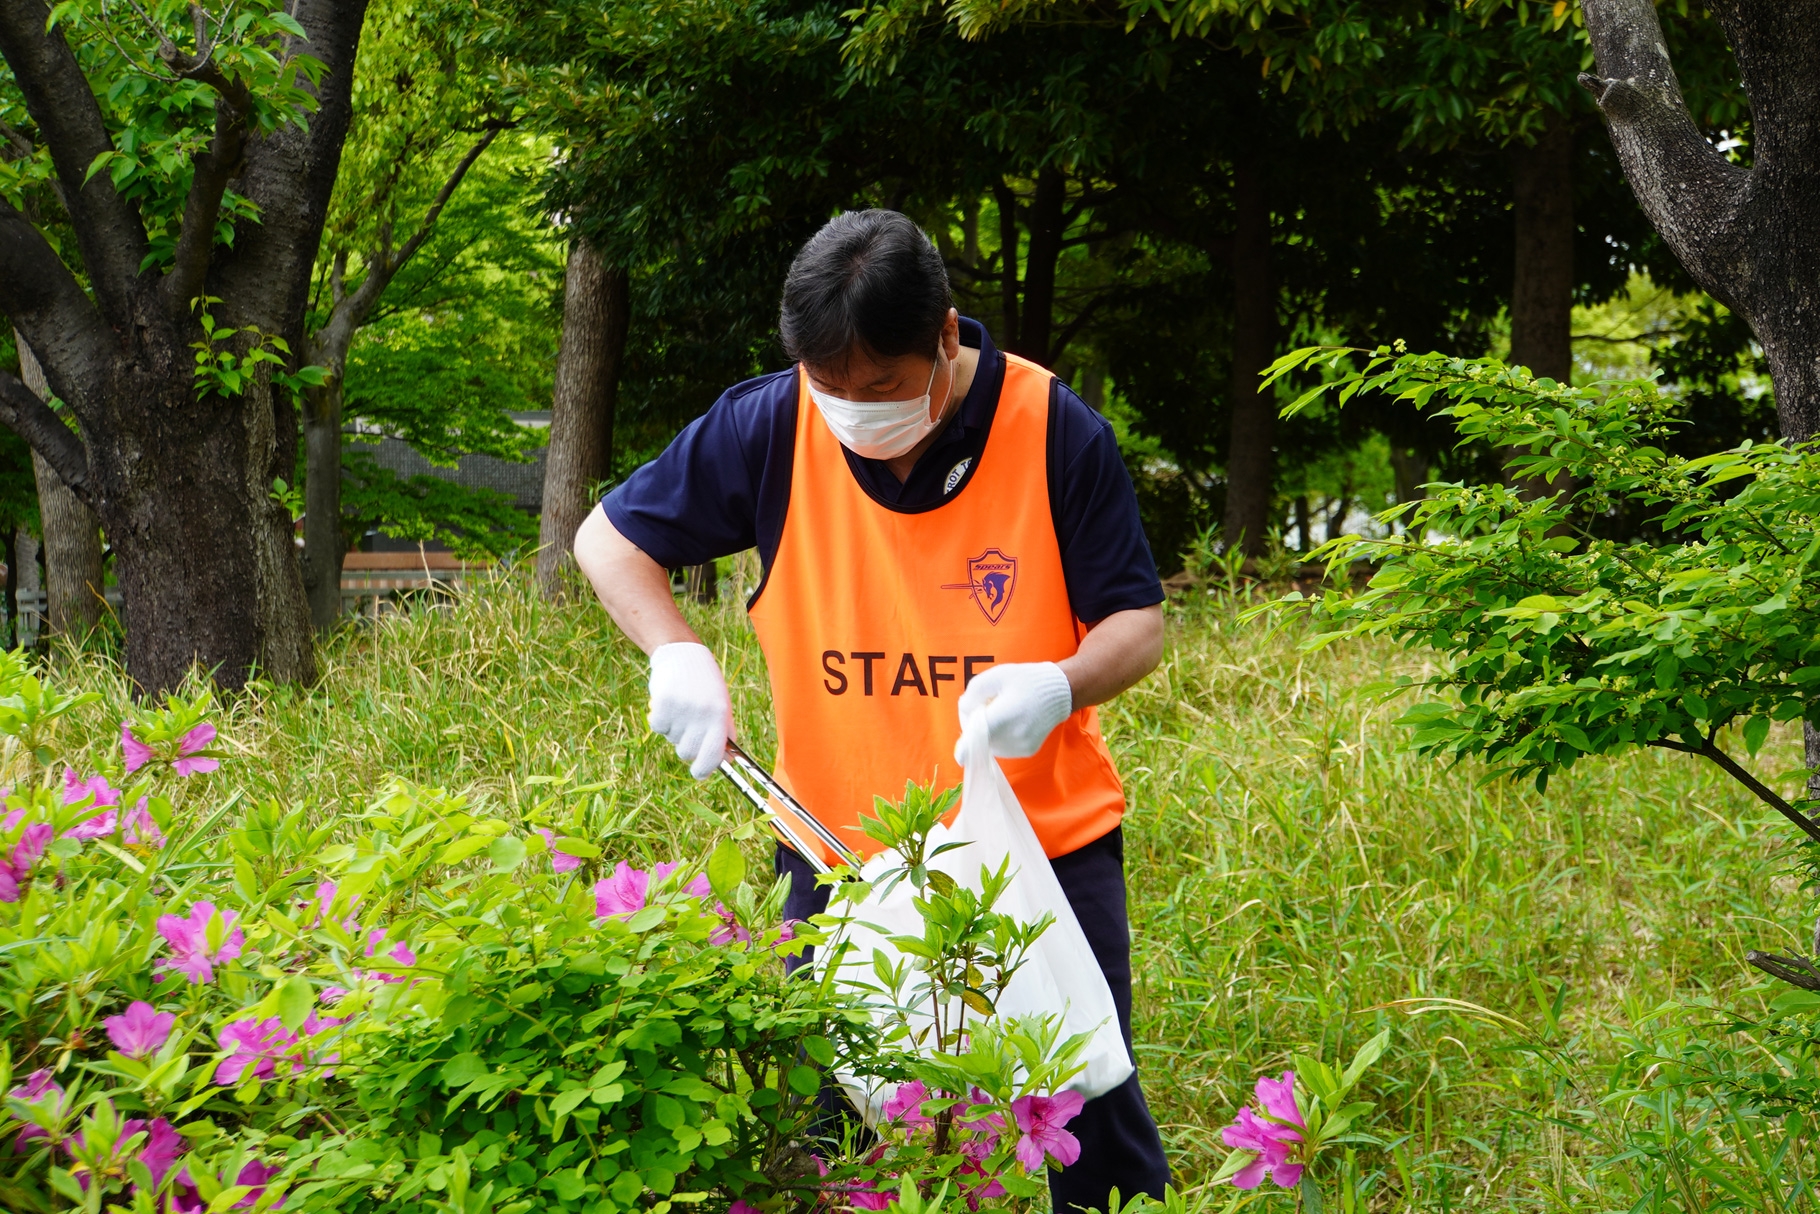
[707,837,745,899]
[552,1088,590,1117]
[787,1065,821,1096]
[803,1035,835,1067]
[626,905,666,932]
[1743,715,1772,756]
[276,975,315,1031]
[488,834,527,870]
[651,1093,685,1129]
[440,1053,488,1087]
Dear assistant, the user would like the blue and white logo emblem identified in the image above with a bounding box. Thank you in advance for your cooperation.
[942,548,1018,625]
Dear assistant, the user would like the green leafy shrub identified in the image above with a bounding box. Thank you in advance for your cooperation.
[0,651,1095,1214]
[1257,345,1820,1210]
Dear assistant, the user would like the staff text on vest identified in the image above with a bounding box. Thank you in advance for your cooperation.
[820,651,995,696]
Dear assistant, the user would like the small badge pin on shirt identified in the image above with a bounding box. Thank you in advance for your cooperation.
[944,458,972,494]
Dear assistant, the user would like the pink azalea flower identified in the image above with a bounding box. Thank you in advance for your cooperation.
[534,829,585,874]
[122,1116,185,1186]
[12,821,52,871]
[960,1088,1005,1142]
[170,1159,284,1211]
[121,724,153,773]
[708,902,751,946]
[1254,1070,1306,1133]
[957,1156,1008,1210]
[1219,1105,1302,1189]
[594,861,652,918]
[7,1069,63,1151]
[321,986,349,1005]
[61,769,122,808]
[63,809,116,840]
[363,927,417,981]
[882,1080,934,1131]
[173,723,219,776]
[104,1001,175,1058]
[121,799,163,848]
[62,771,123,839]
[1010,1090,1084,1172]
[214,1017,299,1085]
[154,902,244,985]
[306,881,359,931]
[0,822,54,902]
[729,1202,763,1214]
[685,873,712,898]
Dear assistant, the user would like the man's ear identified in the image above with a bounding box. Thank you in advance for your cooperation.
[941,308,962,359]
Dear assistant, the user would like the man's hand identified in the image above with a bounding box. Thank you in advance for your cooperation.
[954,661,1075,763]
[648,642,733,778]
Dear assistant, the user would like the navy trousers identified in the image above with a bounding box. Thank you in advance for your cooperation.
[777,826,1172,1213]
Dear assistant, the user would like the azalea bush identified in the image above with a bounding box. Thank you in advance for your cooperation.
[1210,1033,1388,1209]
[0,651,1096,1214]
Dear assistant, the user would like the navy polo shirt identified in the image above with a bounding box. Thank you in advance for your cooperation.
[603,318,1163,623]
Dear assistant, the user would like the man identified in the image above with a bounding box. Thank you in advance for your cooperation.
[574,210,1169,1212]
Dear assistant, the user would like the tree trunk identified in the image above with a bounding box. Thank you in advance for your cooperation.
[242,374,315,685]
[1389,445,1428,530]
[16,333,102,637]
[11,524,39,645]
[1506,117,1577,505]
[1580,0,1820,439]
[3,525,15,646]
[993,179,1022,354]
[1222,159,1277,558]
[1509,118,1576,385]
[1014,166,1067,364]
[538,239,630,598]
[301,376,346,631]
[1579,0,1820,795]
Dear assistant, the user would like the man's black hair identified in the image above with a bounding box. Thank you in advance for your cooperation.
[780,210,952,372]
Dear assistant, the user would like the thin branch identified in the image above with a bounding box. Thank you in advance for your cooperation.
[384,124,505,275]
[1651,734,1820,845]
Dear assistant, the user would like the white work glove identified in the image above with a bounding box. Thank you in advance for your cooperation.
[954,661,1075,765]
[648,642,733,779]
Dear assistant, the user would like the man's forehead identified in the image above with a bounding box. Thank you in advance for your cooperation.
[807,346,933,391]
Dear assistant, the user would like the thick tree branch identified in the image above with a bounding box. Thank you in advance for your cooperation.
[0,0,151,320]
[1577,0,1751,309]
[163,90,252,308]
[1,195,112,407]
[0,371,90,498]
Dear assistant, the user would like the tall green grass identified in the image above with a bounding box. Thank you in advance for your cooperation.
[29,571,1818,1211]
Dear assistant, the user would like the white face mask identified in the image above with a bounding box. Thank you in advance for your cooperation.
[807,349,953,460]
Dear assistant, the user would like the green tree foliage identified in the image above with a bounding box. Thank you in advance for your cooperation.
[1264,345,1820,844]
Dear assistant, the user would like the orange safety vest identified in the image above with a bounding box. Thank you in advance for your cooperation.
[747,351,1127,863]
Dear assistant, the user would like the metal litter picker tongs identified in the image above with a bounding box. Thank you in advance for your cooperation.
[718,741,862,874]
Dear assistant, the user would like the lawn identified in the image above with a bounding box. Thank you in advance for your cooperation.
[40,569,1816,1210]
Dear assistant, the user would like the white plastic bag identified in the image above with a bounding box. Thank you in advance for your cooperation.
[828,714,1134,1121]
